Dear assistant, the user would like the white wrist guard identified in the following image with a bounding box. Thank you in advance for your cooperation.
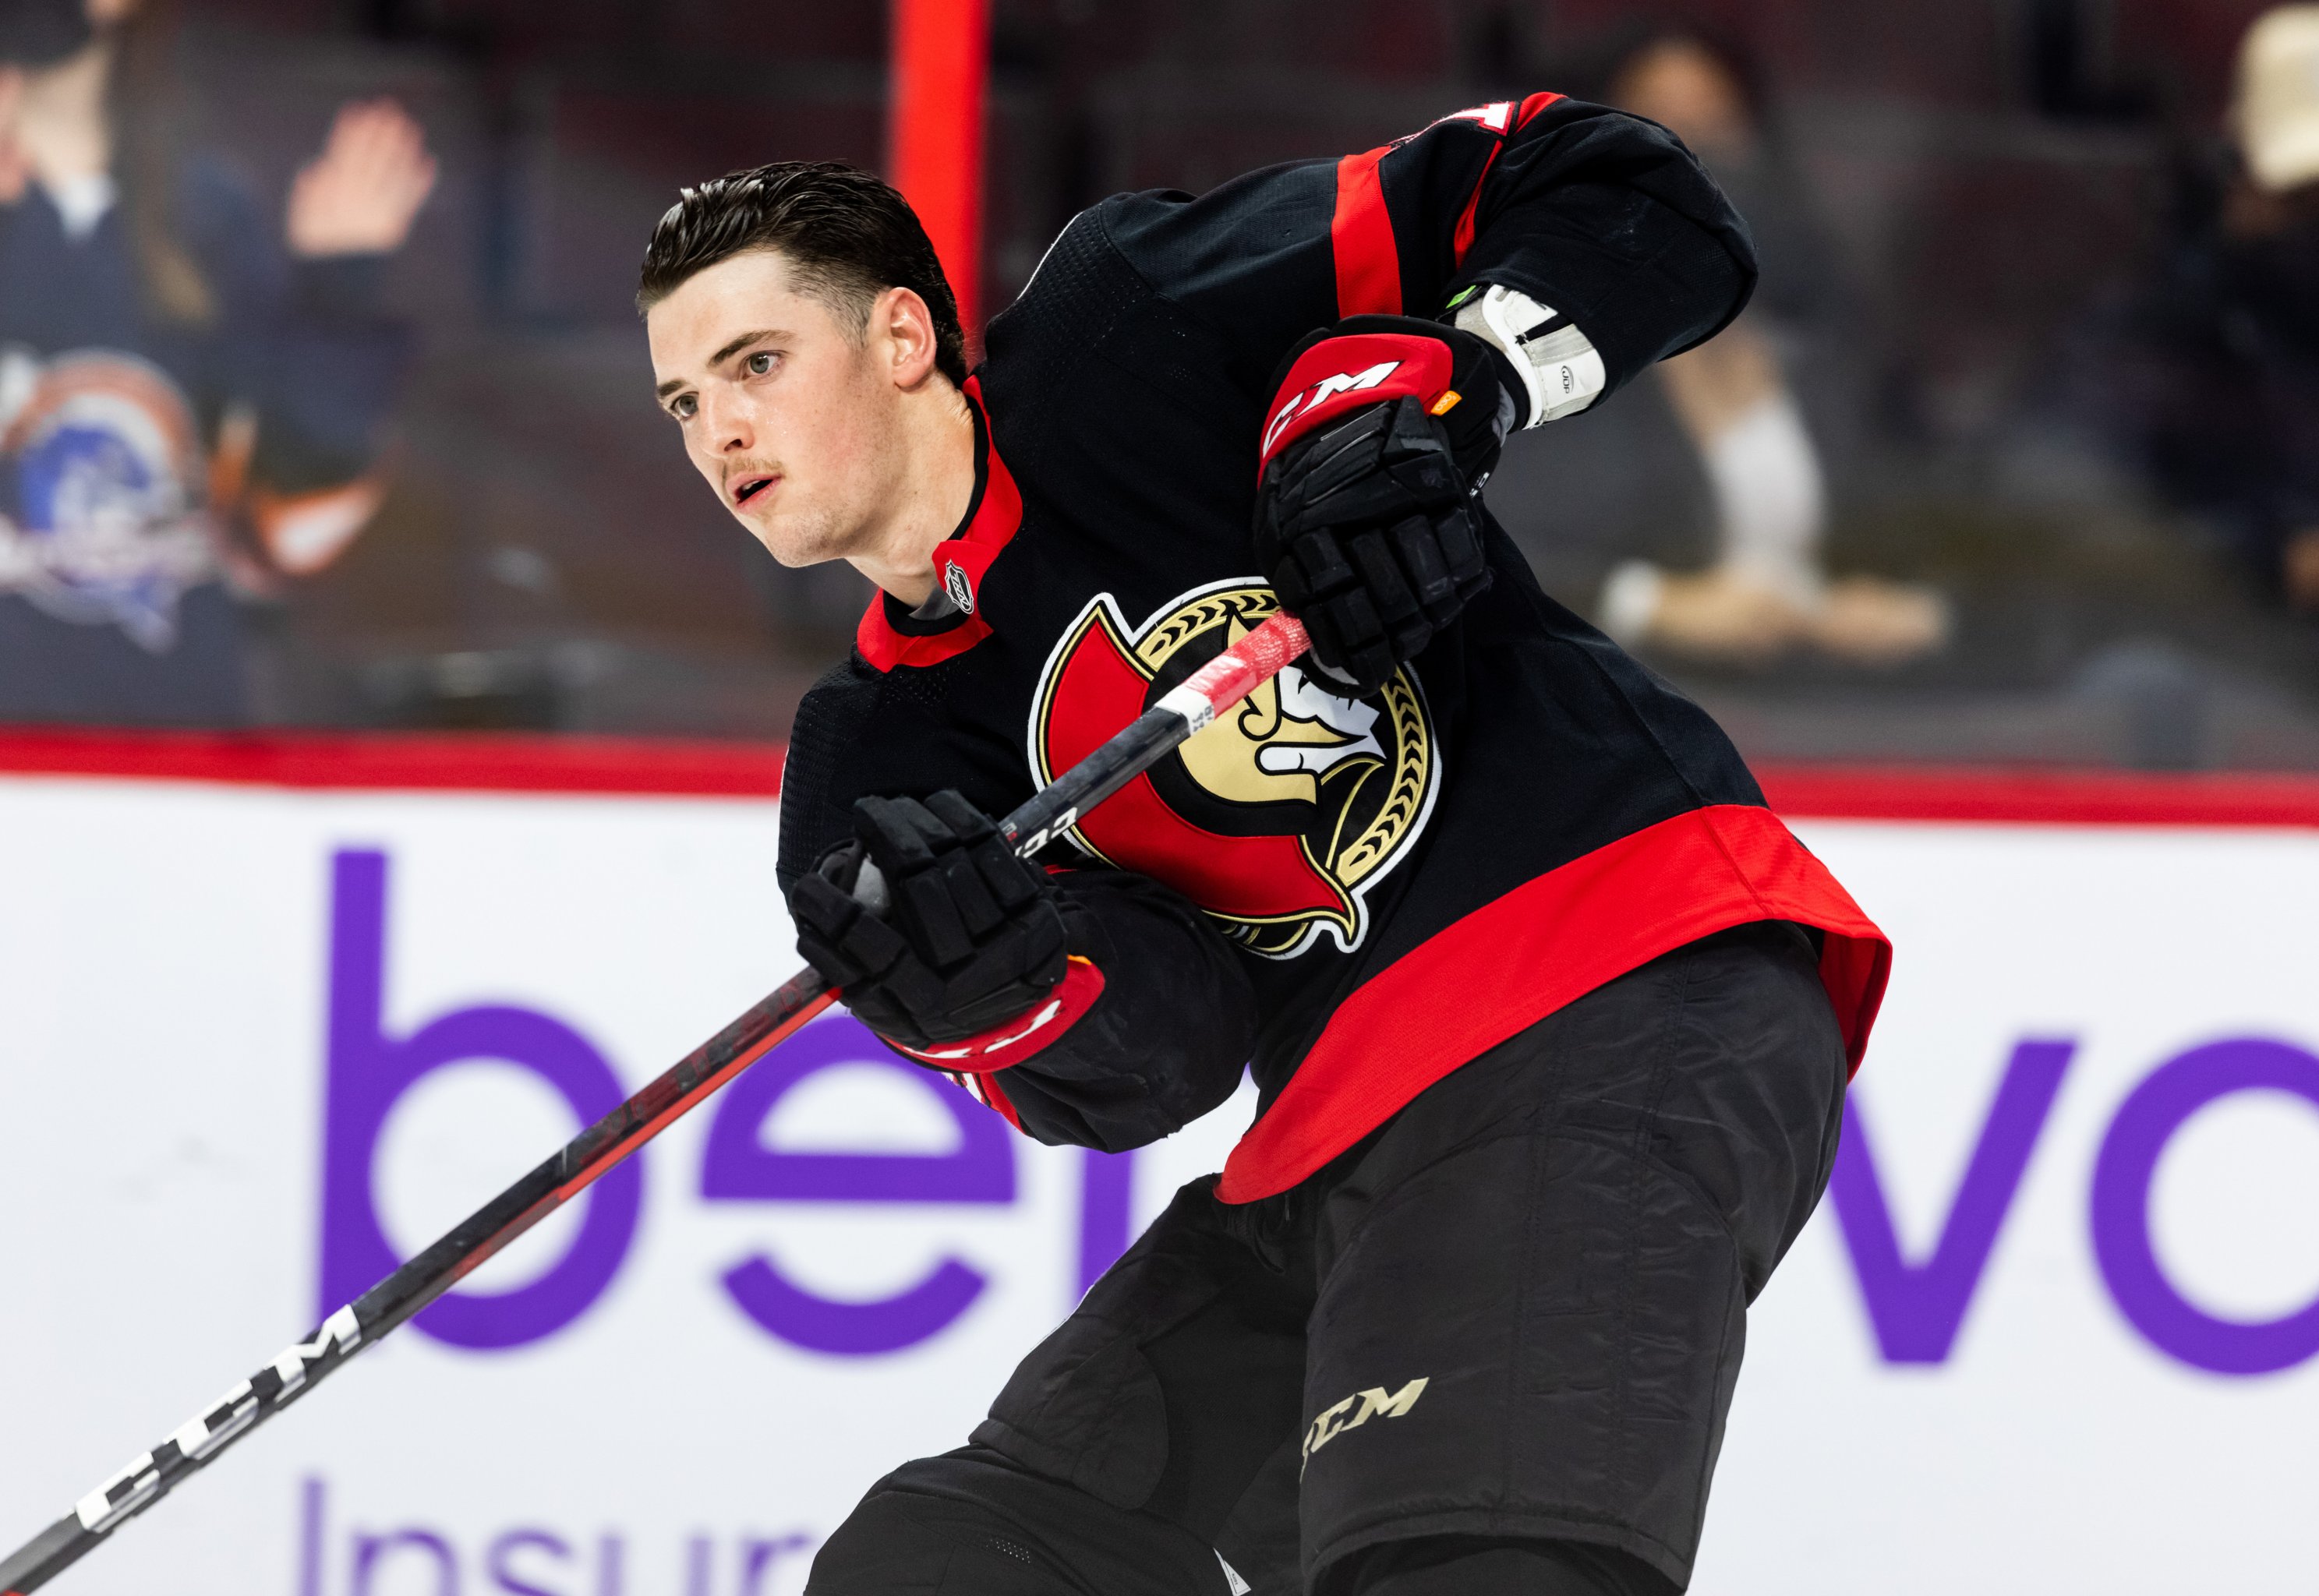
[1451,284,1607,427]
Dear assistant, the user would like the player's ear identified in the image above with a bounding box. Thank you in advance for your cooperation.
[877,285,942,390]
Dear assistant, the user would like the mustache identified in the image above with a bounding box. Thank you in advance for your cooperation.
[720,457,782,486]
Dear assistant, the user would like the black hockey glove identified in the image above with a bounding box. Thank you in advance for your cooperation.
[787,790,1069,1053]
[1253,316,1517,694]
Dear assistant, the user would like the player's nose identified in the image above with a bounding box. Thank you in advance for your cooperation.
[700,385,755,454]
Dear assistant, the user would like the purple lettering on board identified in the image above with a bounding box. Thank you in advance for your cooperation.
[353,1528,458,1596]
[2091,1036,2319,1375]
[701,1019,1013,1202]
[490,1529,572,1596]
[700,1016,1014,1354]
[321,849,642,1351]
[1078,1149,1136,1295]
[741,1533,815,1596]
[719,1254,988,1354]
[298,1477,325,1596]
[1827,1039,2075,1363]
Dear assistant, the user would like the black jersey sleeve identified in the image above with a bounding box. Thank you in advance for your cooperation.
[988,868,1257,1153]
[1098,93,1755,408]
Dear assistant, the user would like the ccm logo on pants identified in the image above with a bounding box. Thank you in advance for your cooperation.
[1303,1377,1430,1470]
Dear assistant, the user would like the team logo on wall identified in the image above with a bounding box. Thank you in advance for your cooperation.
[0,348,217,651]
[1029,580,1440,958]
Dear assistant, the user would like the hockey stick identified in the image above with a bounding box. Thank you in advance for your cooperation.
[0,609,1310,1595]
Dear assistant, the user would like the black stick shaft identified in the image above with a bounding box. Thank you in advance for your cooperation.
[1,609,1310,1595]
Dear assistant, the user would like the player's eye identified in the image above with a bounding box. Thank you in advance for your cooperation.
[669,393,697,421]
[746,351,778,376]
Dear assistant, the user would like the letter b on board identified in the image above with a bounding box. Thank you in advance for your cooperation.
[319,849,640,1350]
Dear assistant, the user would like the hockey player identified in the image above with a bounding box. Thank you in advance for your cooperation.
[642,94,1889,1596]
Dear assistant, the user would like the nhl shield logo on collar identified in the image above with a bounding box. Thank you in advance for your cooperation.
[941,558,977,614]
[1028,579,1441,959]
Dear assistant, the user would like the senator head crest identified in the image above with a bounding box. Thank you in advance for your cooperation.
[1028,581,1439,958]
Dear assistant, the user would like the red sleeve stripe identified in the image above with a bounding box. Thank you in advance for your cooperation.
[1450,139,1502,267]
[1331,146,1402,316]
[1454,93,1564,267]
[1514,90,1564,129]
[1345,91,1567,304]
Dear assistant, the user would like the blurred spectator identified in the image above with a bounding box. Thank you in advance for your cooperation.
[2087,5,2319,618]
[0,0,433,725]
[1487,28,1947,668]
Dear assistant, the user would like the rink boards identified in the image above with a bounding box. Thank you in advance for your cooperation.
[0,740,2314,1595]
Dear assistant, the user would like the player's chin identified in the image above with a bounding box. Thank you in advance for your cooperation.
[740,507,841,569]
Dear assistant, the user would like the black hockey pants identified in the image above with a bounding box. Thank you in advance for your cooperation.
[804,920,1850,1595]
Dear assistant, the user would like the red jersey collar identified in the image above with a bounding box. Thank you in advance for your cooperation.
[855,376,1023,673]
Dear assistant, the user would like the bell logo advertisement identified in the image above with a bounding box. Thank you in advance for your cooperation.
[2,763,2316,1592]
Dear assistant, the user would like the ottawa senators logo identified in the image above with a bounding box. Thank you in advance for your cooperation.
[1028,580,1439,958]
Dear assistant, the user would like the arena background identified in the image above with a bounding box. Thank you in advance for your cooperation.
[101,0,2319,764]
[5,2,2319,1593]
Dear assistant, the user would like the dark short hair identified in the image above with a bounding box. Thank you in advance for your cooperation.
[638,161,967,388]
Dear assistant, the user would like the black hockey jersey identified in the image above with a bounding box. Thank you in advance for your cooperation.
[778,94,1889,1202]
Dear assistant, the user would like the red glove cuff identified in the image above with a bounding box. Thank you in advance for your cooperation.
[888,955,1107,1075]
[949,1068,1026,1132]
[1258,330,1459,471]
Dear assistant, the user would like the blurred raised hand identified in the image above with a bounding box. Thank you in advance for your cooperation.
[0,68,27,205]
[286,97,437,258]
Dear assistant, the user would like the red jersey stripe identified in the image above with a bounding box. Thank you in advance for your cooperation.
[1216,803,1889,1202]
[1331,147,1402,316]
